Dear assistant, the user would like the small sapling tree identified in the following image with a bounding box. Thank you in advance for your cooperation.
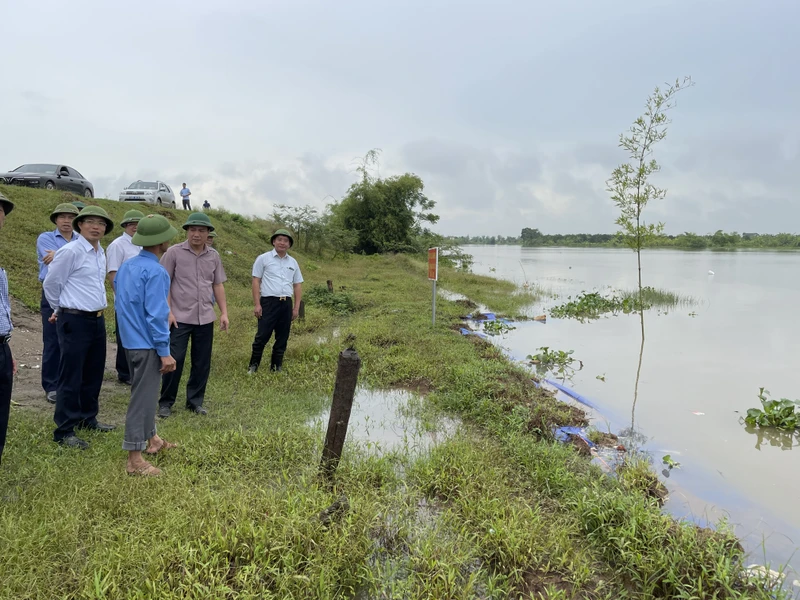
[608,77,693,426]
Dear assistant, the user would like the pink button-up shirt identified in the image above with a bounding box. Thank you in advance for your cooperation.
[160,240,227,325]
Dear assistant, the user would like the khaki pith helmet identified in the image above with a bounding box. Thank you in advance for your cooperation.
[50,203,80,224]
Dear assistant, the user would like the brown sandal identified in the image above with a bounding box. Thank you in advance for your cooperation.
[145,440,178,455]
[126,463,162,477]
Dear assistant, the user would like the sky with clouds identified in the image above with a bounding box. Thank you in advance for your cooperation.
[1,0,797,236]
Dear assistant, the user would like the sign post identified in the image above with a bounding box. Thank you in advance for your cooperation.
[428,247,438,325]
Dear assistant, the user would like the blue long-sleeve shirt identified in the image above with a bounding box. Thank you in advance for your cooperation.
[36,230,74,282]
[114,250,171,357]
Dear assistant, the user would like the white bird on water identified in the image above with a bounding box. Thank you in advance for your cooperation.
[708,270,715,275]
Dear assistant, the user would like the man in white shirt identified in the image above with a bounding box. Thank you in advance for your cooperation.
[106,209,143,385]
[247,229,303,374]
[180,183,191,210]
[43,206,116,449]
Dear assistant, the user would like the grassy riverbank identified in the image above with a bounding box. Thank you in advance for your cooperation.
[0,187,781,599]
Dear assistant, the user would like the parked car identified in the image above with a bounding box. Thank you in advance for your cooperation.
[0,163,94,197]
[118,180,176,207]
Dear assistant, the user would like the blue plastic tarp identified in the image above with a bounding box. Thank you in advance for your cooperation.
[544,378,601,411]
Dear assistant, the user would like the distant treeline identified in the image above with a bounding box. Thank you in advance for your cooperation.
[448,229,800,249]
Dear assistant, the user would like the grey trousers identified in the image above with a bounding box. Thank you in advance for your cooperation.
[123,350,161,451]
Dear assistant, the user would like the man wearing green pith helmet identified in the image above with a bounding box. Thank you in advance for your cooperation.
[247,229,303,374]
[36,202,80,404]
[158,212,228,418]
[106,209,144,385]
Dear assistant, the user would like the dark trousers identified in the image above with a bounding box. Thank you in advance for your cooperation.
[114,313,131,382]
[40,290,60,393]
[0,343,13,465]
[159,322,213,410]
[53,312,106,441]
[249,297,292,369]
[182,198,191,210]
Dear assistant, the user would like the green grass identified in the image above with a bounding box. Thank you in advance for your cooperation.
[619,286,697,308]
[0,186,783,599]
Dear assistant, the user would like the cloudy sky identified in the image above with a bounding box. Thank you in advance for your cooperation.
[1,0,797,236]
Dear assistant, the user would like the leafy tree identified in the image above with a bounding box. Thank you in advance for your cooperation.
[330,150,440,254]
[270,204,322,252]
[608,77,693,427]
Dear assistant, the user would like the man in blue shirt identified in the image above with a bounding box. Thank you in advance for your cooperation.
[0,193,18,466]
[116,215,179,476]
[180,183,191,210]
[36,202,79,404]
[44,206,116,449]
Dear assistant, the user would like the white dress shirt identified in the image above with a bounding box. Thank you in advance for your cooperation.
[252,249,303,297]
[105,231,141,273]
[43,234,108,312]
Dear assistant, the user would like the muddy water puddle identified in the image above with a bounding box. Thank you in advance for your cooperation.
[311,388,459,456]
[462,244,800,579]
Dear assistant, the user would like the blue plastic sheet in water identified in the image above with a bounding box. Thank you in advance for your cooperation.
[553,426,595,447]
[459,327,489,339]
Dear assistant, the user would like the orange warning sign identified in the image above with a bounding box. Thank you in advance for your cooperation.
[428,247,438,280]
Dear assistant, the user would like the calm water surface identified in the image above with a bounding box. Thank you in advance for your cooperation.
[461,245,800,572]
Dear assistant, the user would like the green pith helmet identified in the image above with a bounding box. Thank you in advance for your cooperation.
[71,200,86,210]
[131,214,178,247]
[121,209,145,226]
[49,202,80,224]
[208,230,217,238]
[73,205,114,235]
[271,228,294,247]
[0,192,15,215]
[182,212,215,231]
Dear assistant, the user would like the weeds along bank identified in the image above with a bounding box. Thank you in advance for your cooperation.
[0,187,779,599]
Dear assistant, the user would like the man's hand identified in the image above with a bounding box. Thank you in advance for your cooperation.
[12,359,17,376]
[43,250,56,265]
[292,307,300,321]
[220,314,229,331]
[168,312,178,329]
[159,355,177,374]
[48,313,57,324]
[254,304,262,318]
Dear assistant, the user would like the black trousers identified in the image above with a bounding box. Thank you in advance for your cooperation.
[0,342,13,465]
[40,290,60,393]
[159,322,213,409]
[114,313,131,382]
[53,312,106,441]
[182,198,192,210]
[249,296,292,369]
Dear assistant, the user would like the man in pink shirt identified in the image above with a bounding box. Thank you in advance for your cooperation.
[158,213,229,417]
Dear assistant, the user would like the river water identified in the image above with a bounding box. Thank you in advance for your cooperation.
[460,245,800,574]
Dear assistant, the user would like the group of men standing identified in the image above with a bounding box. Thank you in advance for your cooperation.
[0,192,304,476]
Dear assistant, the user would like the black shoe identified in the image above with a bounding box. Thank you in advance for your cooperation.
[270,364,282,372]
[189,406,208,415]
[78,422,116,433]
[117,378,131,386]
[158,405,171,418]
[58,435,89,450]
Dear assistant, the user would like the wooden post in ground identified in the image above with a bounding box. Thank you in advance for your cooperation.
[320,349,361,482]
[298,300,305,320]
[327,279,334,292]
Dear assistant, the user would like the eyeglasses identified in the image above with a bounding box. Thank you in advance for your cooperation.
[82,219,107,227]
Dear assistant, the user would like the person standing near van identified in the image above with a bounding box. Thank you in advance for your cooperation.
[36,202,79,403]
[180,183,192,210]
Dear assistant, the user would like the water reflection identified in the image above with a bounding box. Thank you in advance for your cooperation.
[743,424,800,451]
